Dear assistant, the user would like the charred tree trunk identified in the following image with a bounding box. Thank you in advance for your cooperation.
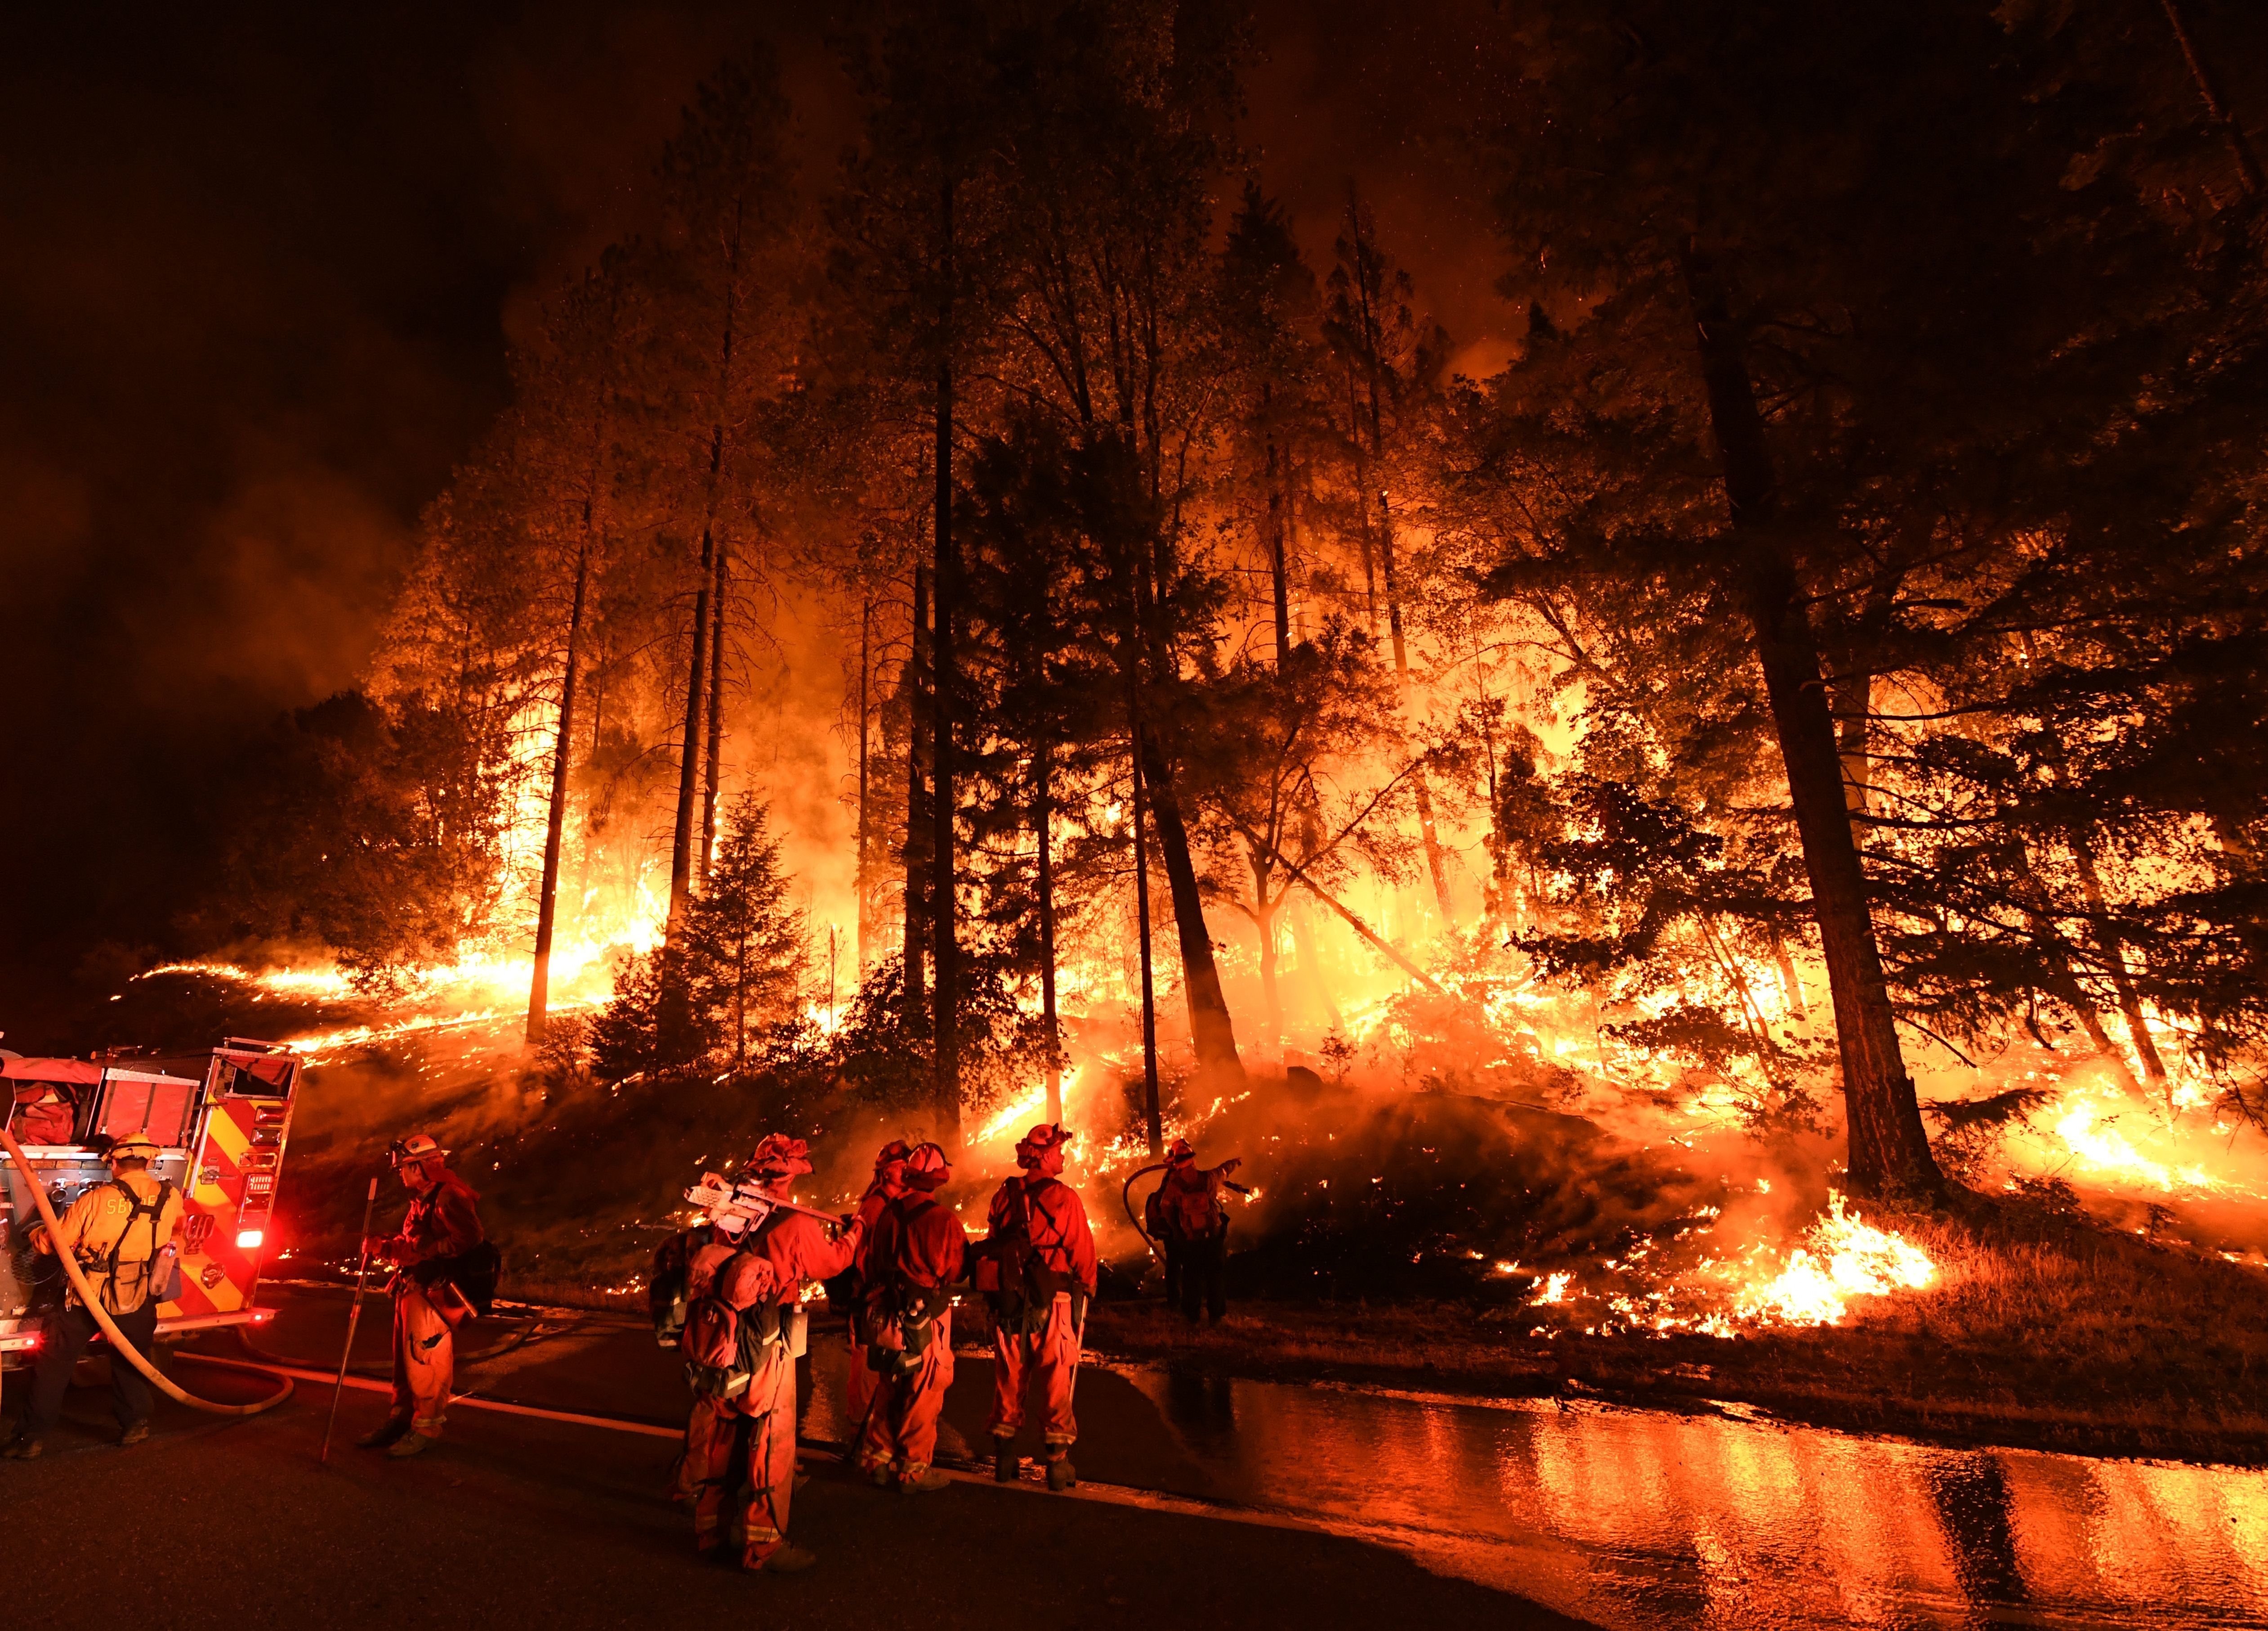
[1289,889,1341,1030]
[1344,361,1380,632]
[1139,735,1244,1077]
[665,520,715,947]
[526,536,592,1043]
[2067,838,2170,1087]
[1829,670,1873,846]
[1132,721,1163,1157]
[699,544,727,879]
[902,562,932,1026]
[1037,742,1062,1123]
[1683,245,1942,1199]
[1252,862,1282,1061]
[856,597,873,971]
[1377,489,1452,924]
[1265,386,1292,670]
[930,172,960,1142]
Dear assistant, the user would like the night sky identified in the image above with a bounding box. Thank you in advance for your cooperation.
[0,1,1514,1011]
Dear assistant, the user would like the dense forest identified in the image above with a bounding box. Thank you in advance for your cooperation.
[188,0,2268,1198]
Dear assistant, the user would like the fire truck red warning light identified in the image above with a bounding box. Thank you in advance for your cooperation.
[235,1229,265,1250]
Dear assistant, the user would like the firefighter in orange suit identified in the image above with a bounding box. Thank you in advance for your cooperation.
[5,1132,184,1458]
[1154,1136,1240,1324]
[357,1132,484,1459]
[842,1138,910,1430]
[984,1123,1096,1490]
[683,1133,860,1573]
[660,1181,762,1507]
[855,1141,964,1493]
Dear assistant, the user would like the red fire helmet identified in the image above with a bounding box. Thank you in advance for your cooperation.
[747,1133,813,1181]
[873,1137,912,1176]
[1015,1123,1072,1173]
[1166,1136,1197,1165]
[901,1141,951,1190]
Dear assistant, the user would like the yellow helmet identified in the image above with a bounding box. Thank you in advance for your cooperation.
[109,1131,161,1161]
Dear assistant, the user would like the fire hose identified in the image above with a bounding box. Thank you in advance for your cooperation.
[1121,1163,1167,1257]
[1,1125,294,1417]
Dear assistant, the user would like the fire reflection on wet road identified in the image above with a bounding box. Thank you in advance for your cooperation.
[1081,1370,2268,1630]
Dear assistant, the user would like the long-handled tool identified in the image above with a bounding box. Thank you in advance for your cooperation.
[319,1175,379,1465]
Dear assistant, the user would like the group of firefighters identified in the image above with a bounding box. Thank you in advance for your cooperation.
[2,1114,1244,1580]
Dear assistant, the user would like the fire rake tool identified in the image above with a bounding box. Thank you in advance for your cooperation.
[320,1175,380,1465]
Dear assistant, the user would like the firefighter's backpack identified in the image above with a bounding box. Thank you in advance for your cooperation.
[102,1178,179,1311]
[681,1247,783,1399]
[1159,1171,1223,1241]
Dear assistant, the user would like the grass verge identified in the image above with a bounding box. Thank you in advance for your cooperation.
[1084,1202,2268,1466]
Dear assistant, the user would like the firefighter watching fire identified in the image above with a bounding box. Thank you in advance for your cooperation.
[4,1131,183,1459]
[838,1138,910,1431]
[1152,1137,1241,1325]
[679,1132,860,1573]
[981,1123,1097,1490]
[357,1132,486,1459]
[855,1141,965,1493]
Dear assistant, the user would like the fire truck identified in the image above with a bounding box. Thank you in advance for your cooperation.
[0,1038,299,1368]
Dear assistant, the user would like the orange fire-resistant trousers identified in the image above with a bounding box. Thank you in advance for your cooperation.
[991,1291,1080,1452]
[844,1319,880,1429]
[388,1280,454,1436]
[685,1347,798,1568]
[857,1308,953,1484]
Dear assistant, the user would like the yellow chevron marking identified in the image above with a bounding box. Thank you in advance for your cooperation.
[204,1106,250,1167]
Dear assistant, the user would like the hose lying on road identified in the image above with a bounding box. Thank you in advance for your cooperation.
[1,1126,294,1418]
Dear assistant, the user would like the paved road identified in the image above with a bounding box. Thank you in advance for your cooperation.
[0,1294,1580,1631]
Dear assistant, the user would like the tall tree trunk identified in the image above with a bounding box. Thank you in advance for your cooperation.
[1265,385,1292,670]
[1037,742,1062,1123]
[668,194,744,947]
[902,562,931,1027]
[1289,890,1341,1030]
[1683,245,1942,1199]
[1829,670,1873,845]
[1344,361,1380,631]
[1377,489,1452,923]
[1139,735,1244,1077]
[1132,720,1163,1156]
[930,172,960,1142]
[700,544,727,879]
[856,597,872,972]
[526,537,592,1043]
[1253,862,1281,1063]
[2156,0,2264,196]
[2067,838,2170,1087]
[665,520,714,946]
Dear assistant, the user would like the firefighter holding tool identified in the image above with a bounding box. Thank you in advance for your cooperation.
[839,1137,910,1430]
[677,1132,860,1573]
[1151,1136,1241,1324]
[980,1123,1096,1490]
[5,1131,183,1458]
[357,1131,487,1459]
[653,1168,766,1506]
[855,1141,964,1493]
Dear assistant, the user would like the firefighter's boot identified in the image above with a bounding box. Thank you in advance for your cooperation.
[387,1430,437,1458]
[117,1421,151,1448]
[899,1464,952,1494]
[1045,1452,1077,1492]
[993,1438,1018,1483]
[758,1543,819,1575]
[1,1436,42,1461]
[357,1418,409,1450]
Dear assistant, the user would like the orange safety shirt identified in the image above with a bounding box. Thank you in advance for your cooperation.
[36,1168,185,1314]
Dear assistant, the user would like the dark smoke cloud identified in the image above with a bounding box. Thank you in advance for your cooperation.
[0,0,1516,1022]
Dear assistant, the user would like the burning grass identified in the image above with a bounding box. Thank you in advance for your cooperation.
[1088,1195,2268,1465]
